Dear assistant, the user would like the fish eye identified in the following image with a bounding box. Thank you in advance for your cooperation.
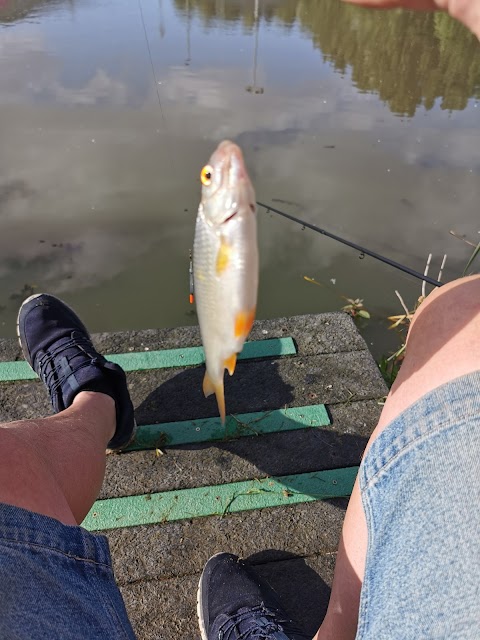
[200,165,213,186]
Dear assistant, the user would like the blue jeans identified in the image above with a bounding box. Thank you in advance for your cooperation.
[0,372,478,638]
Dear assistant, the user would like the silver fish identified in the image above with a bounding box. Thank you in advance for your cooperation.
[193,140,258,422]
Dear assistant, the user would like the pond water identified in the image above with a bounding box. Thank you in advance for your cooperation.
[1,0,479,358]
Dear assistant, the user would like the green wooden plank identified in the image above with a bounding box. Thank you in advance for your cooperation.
[128,404,330,450]
[83,467,358,531]
[0,338,296,382]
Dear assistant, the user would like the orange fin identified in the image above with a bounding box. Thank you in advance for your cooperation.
[202,371,226,424]
[216,238,232,275]
[224,353,237,376]
[202,370,215,397]
[234,308,256,339]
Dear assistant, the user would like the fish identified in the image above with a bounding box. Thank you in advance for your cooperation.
[193,140,258,423]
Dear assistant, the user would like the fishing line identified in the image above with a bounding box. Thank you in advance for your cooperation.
[256,201,443,288]
[137,0,177,174]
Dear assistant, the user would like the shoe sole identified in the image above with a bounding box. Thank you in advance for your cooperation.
[106,416,138,455]
[16,293,91,369]
[197,552,227,640]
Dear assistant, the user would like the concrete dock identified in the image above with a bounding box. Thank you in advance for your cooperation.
[0,313,387,638]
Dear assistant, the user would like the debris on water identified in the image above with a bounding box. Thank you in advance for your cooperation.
[400,197,414,209]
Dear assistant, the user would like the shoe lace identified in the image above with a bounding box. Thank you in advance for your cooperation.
[36,335,102,396]
[217,605,301,640]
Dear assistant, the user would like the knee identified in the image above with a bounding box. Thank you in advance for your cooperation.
[407,274,480,347]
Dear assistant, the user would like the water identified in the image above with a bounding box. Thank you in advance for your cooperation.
[0,0,479,358]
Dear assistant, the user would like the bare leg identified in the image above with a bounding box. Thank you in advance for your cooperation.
[315,274,480,640]
[0,391,115,526]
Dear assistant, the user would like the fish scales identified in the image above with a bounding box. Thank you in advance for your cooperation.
[193,140,258,423]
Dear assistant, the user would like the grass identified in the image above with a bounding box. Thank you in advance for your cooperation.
[304,235,479,388]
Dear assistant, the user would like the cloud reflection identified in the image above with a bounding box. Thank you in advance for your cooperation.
[0,0,478,337]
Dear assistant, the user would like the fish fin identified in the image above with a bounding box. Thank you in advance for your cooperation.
[202,371,215,397]
[234,308,256,339]
[215,237,232,275]
[215,382,226,425]
[203,371,226,424]
[224,353,237,376]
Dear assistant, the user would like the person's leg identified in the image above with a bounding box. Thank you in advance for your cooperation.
[0,391,115,525]
[315,274,480,640]
[0,292,137,521]
[0,294,138,639]
[197,275,480,640]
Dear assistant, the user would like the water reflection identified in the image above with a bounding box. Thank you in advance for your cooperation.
[173,0,480,116]
[0,0,478,351]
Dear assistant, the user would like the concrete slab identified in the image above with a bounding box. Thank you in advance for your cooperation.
[0,312,366,362]
[0,313,388,639]
[0,350,385,424]
[100,419,370,500]
[107,499,347,584]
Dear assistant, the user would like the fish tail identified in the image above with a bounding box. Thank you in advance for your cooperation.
[203,371,226,424]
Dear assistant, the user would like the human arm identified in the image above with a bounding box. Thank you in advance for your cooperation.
[341,0,480,38]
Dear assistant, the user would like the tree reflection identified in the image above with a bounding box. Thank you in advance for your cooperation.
[173,0,480,116]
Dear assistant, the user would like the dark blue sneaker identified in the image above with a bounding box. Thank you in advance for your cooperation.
[17,293,136,451]
[198,553,311,640]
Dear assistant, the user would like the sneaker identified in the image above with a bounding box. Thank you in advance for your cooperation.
[17,293,136,451]
[197,553,311,640]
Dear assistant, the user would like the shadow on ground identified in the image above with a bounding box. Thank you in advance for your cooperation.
[246,550,333,636]
[133,362,368,499]
[134,359,297,424]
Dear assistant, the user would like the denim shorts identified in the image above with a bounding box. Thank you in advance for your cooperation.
[0,503,136,639]
[356,370,480,639]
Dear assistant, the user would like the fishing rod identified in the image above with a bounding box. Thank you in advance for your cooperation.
[256,201,443,288]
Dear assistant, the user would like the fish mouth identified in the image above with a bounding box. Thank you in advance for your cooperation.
[202,140,256,224]
[222,210,238,224]
[210,140,248,191]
